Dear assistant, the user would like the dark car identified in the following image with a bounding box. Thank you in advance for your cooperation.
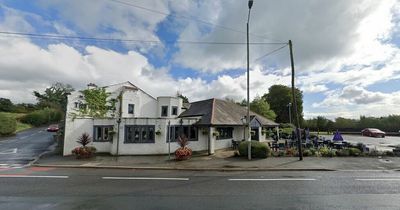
[361,128,385,138]
[47,124,59,132]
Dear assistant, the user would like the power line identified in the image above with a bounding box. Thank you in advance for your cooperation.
[0,31,287,45]
[254,43,288,62]
[108,0,284,43]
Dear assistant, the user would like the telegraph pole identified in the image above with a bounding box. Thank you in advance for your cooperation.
[289,40,303,161]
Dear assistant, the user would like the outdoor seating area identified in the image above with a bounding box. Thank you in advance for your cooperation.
[231,129,370,157]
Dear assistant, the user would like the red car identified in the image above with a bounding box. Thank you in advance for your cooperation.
[361,128,385,138]
[47,124,59,132]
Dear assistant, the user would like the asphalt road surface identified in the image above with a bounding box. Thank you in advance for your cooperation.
[1,167,400,210]
[0,127,54,168]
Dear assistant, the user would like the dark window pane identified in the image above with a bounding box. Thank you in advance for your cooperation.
[216,127,233,140]
[141,127,148,142]
[190,126,197,140]
[183,126,189,138]
[148,127,154,141]
[134,127,140,142]
[172,106,178,115]
[128,104,134,114]
[161,106,168,117]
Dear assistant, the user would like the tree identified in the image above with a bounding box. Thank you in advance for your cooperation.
[33,82,74,111]
[250,96,276,120]
[263,85,303,124]
[0,98,14,112]
[177,92,189,103]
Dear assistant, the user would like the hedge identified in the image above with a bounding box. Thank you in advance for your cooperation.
[20,108,63,127]
[238,140,271,158]
[0,113,17,135]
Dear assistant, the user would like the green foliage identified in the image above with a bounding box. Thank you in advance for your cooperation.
[177,92,189,103]
[34,82,74,111]
[13,103,37,113]
[20,108,63,126]
[302,149,313,157]
[319,146,336,157]
[0,98,14,112]
[238,141,271,158]
[250,96,276,120]
[263,85,303,124]
[0,112,17,135]
[336,149,350,157]
[78,87,114,118]
[305,115,400,133]
[348,148,361,156]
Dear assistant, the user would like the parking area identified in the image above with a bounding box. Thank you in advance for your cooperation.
[321,134,400,151]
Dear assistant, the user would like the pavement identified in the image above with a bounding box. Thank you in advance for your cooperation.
[34,149,400,171]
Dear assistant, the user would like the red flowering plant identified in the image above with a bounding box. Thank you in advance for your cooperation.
[175,135,192,161]
[71,133,97,159]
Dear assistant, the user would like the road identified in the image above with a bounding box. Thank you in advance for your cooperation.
[1,167,400,210]
[0,126,54,168]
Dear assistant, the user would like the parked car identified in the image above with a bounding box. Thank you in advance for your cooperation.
[361,128,385,138]
[47,124,59,132]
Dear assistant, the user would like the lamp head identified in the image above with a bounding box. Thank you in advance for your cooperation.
[248,0,254,9]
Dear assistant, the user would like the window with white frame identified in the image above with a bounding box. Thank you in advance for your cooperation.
[93,126,114,142]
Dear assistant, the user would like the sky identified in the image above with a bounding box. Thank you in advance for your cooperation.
[0,0,399,120]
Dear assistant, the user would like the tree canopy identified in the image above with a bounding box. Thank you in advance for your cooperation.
[33,82,74,111]
[177,92,189,103]
[263,85,303,124]
[250,96,276,120]
[0,98,14,112]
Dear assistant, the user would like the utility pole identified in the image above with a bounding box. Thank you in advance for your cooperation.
[287,102,292,125]
[289,40,303,161]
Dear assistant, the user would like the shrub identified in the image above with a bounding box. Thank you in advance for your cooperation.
[72,146,96,159]
[384,151,395,157]
[336,149,350,157]
[238,141,271,158]
[0,113,17,135]
[284,147,298,157]
[303,149,314,157]
[319,146,336,157]
[348,148,361,156]
[20,108,63,126]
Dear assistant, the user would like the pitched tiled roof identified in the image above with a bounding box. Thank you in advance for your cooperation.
[179,98,279,127]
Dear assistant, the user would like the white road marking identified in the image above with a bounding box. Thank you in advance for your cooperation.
[228,178,316,181]
[0,148,17,154]
[0,175,68,179]
[356,178,400,181]
[102,177,189,181]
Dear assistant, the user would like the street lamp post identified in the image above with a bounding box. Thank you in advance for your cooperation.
[246,0,254,160]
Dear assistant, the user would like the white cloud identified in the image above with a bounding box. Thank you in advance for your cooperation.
[0,36,290,104]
